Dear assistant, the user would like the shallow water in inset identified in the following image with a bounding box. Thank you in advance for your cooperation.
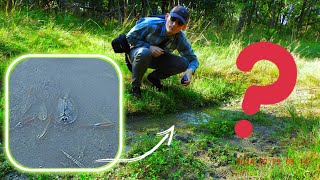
[9,57,120,168]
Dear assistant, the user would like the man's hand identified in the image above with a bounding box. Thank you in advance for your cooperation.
[149,45,164,57]
[181,68,194,86]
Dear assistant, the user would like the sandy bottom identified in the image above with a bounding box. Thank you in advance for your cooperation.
[9,57,120,168]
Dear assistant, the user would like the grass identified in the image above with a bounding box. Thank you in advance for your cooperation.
[113,136,206,179]
[0,7,319,179]
[229,90,320,179]
[233,144,319,179]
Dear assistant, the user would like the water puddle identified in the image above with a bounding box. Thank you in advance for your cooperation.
[125,107,282,159]
[126,108,221,132]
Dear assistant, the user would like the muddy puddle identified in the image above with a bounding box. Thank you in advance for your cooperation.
[125,108,221,148]
[126,107,283,158]
[9,57,121,168]
[126,108,220,130]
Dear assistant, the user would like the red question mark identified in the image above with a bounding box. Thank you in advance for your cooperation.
[235,42,297,138]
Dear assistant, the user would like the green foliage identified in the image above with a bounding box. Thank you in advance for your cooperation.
[0,148,13,177]
[0,110,3,142]
[124,135,206,179]
[194,117,236,138]
[0,95,3,143]
[126,80,222,115]
[0,6,319,179]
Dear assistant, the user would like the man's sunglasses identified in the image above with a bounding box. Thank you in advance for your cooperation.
[170,17,184,26]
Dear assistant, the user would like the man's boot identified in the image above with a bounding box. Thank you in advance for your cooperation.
[130,85,142,98]
[147,74,163,91]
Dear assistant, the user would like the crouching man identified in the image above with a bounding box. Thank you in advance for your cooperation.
[126,5,199,98]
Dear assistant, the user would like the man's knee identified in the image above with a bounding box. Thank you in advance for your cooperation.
[132,47,152,63]
[179,58,189,72]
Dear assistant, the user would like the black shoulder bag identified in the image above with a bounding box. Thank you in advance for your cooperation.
[111,34,131,54]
